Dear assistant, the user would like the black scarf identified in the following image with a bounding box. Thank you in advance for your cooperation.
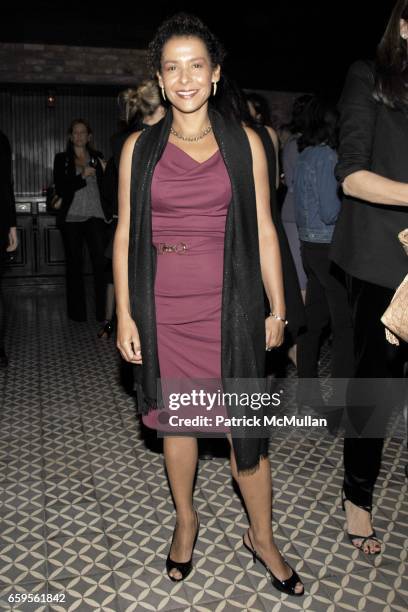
[129,107,269,473]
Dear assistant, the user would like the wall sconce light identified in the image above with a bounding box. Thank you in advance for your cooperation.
[46,91,56,108]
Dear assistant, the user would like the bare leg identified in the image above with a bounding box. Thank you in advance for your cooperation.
[229,438,303,594]
[164,436,199,580]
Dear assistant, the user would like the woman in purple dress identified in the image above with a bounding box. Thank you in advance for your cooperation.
[113,13,304,597]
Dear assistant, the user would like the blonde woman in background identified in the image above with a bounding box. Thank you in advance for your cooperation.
[113,80,166,168]
[54,119,109,323]
[98,81,165,338]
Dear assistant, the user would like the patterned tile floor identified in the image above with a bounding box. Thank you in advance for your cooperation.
[0,285,407,611]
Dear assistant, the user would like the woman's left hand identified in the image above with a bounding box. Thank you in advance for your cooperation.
[265,315,285,350]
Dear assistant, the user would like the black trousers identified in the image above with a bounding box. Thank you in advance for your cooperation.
[297,242,355,381]
[0,262,5,351]
[60,218,108,321]
[343,277,407,509]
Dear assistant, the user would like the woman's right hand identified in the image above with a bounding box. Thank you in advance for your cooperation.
[82,166,96,178]
[116,315,142,364]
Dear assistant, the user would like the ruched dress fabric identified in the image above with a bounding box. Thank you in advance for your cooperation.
[142,142,232,429]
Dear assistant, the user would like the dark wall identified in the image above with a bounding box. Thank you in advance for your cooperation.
[0,86,119,196]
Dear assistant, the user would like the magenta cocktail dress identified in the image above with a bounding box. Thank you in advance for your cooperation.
[142,142,232,429]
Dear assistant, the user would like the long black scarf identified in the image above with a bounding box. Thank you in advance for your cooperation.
[129,107,269,473]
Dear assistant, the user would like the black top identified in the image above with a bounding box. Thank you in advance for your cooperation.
[111,129,132,170]
[53,150,109,223]
[100,125,147,220]
[330,60,408,289]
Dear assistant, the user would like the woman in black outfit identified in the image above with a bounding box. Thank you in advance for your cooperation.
[0,130,18,367]
[246,92,280,189]
[245,91,307,369]
[331,0,408,554]
[98,82,165,337]
[244,93,306,349]
[54,119,110,322]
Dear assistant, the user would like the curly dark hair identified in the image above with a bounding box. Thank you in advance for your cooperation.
[147,12,226,76]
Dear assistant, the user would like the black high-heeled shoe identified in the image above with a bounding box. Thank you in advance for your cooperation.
[166,510,199,582]
[97,320,114,339]
[341,495,382,555]
[243,529,304,597]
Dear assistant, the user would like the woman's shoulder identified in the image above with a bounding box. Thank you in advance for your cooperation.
[242,125,265,152]
[296,146,320,169]
[314,145,338,168]
[263,124,279,150]
[345,59,376,85]
[323,145,337,161]
[120,131,144,157]
[264,124,278,139]
[302,144,336,159]
[339,59,377,111]
[54,151,72,167]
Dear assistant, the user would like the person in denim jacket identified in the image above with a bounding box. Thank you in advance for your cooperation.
[294,97,354,405]
[295,144,341,243]
[281,94,313,295]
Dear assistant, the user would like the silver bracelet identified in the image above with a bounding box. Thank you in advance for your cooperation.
[269,312,288,326]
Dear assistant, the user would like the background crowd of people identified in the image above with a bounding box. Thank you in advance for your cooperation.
[0,0,407,599]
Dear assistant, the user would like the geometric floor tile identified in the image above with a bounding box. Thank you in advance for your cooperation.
[0,285,407,611]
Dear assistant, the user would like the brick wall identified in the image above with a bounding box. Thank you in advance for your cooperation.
[0,43,149,85]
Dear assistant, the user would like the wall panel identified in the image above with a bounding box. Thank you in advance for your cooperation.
[1,86,119,196]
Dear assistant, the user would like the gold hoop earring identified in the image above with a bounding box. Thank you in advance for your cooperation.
[212,81,217,96]
[161,86,167,101]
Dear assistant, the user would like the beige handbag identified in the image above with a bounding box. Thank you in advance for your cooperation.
[381,229,408,345]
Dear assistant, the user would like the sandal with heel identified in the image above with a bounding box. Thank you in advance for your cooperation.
[166,509,199,582]
[341,495,382,555]
[97,319,114,339]
[242,529,304,597]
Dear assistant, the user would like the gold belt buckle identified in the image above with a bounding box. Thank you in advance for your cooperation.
[157,241,188,254]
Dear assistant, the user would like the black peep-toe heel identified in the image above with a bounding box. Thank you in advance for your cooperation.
[243,529,304,597]
[166,510,199,582]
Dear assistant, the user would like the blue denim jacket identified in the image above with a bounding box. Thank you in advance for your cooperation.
[294,145,341,243]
